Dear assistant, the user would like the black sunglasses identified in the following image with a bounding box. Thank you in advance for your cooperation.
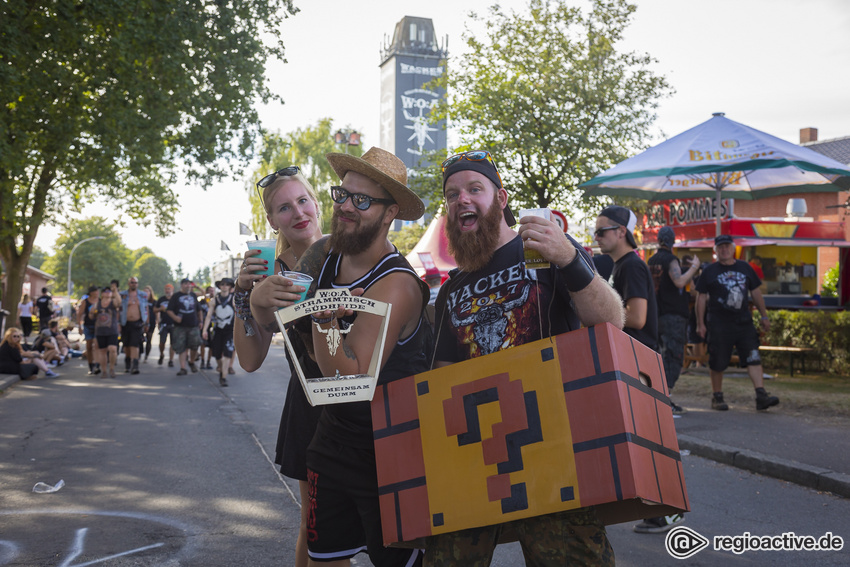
[594,225,621,238]
[330,186,395,211]
[257,166,301,189]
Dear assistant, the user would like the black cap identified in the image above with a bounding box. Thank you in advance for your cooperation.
[657,226,675,248]
[180,278,192,285]
[442,155,516,227]
[215,278,235,288]
[714,234,734,246]
[599,205,638,249]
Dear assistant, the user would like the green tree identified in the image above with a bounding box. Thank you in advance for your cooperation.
[40,218,133,299]
[821,264,839,298]
[192,266,212,289]
[135,253,172,295]
[389,224,428,257]
[131,247,156,268]
[27,246,47,270]
[249,118,365,235]
[1,0,297,323]
[429,0,672,220]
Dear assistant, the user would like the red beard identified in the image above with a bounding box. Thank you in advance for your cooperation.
[445,195,504,273]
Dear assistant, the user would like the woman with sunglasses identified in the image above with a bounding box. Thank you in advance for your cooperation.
[233,166,334,567]
[0,327,56,380]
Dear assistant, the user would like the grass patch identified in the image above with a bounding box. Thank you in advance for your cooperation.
[674,369,850,420]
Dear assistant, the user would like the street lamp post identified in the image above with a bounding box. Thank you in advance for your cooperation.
[67,236,106,311]
[334,129,361,154]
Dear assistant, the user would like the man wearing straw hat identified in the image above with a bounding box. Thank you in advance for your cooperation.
[252,147,430,566]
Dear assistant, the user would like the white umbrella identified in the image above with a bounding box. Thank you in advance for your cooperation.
[581,113,850,235]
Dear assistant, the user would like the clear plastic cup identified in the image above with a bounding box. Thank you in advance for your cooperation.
[282,271,313,303]
[518,208,551,269]
[246,239,277,277]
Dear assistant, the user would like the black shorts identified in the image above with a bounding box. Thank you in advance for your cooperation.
[306,430,422,565]
[707,319,761,372]
[159,324,173,341]
[96,334,119,349]
[122,320,145,349]
[210,328,234,359]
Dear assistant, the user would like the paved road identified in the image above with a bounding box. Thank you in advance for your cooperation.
[2,341,848,565]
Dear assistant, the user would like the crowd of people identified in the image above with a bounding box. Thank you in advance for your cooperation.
[2,144,784,566]
[2,277,237,386]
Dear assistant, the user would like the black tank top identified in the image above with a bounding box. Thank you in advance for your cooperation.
[83,298,98,327]
[315,245,430,448]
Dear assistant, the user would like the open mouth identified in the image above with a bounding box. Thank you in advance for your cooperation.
[459,211,478,230]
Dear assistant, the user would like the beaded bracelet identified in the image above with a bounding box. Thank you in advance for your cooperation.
[233,288,253,321]
[310,314,333,325]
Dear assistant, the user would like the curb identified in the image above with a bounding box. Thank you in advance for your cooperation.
[0,374,21,394]
[678,434,850,499]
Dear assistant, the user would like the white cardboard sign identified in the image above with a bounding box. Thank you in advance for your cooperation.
[274,288,392,406]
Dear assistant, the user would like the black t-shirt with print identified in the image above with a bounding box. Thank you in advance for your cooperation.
[167,291,199,328]
[434,234,588,364]
[155,295,174,327]
[696,260,761,324]
[36,295,53,319]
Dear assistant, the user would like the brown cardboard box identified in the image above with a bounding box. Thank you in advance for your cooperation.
[372,323,689,545]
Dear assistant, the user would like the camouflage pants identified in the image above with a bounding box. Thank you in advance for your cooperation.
[658,314,687,390]
[423,508,614,567]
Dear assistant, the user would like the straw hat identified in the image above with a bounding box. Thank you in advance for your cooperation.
[325,147,424,221]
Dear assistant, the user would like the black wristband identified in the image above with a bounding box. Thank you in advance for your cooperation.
[310,314,333,325]
[558,251,596,292]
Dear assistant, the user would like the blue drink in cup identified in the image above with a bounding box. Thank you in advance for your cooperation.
[281,271,313,303]
[246,239,277,277]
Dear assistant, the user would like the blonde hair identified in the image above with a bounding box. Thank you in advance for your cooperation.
[2,327,23,350]
[262,171,321,259]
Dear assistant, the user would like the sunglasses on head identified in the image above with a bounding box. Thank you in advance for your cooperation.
[594,225,621,238]
[441,150,504,185]
[257,166,301,189]
[330,186,395,211]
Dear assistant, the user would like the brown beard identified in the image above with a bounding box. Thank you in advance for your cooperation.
[328,208,385,256]
[446,194,504,272]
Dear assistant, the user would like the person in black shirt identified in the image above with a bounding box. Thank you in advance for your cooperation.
[166,278,201,376]
[426,151,623,566]
[648,226,700,412]
[696,234,779,412]
[35,287,53,331]
[595,206,658,351]
[154,284,176,367]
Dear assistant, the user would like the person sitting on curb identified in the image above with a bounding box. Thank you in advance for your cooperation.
[0,327,58,379]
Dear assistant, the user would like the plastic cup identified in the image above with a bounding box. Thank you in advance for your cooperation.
[518,208,551,269]
[282,271,313,303]
[246,239,277,276]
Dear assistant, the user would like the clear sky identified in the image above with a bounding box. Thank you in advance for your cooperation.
[35,0,850,278]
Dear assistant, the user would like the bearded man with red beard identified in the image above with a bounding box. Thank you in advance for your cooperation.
[425,150,624,567]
